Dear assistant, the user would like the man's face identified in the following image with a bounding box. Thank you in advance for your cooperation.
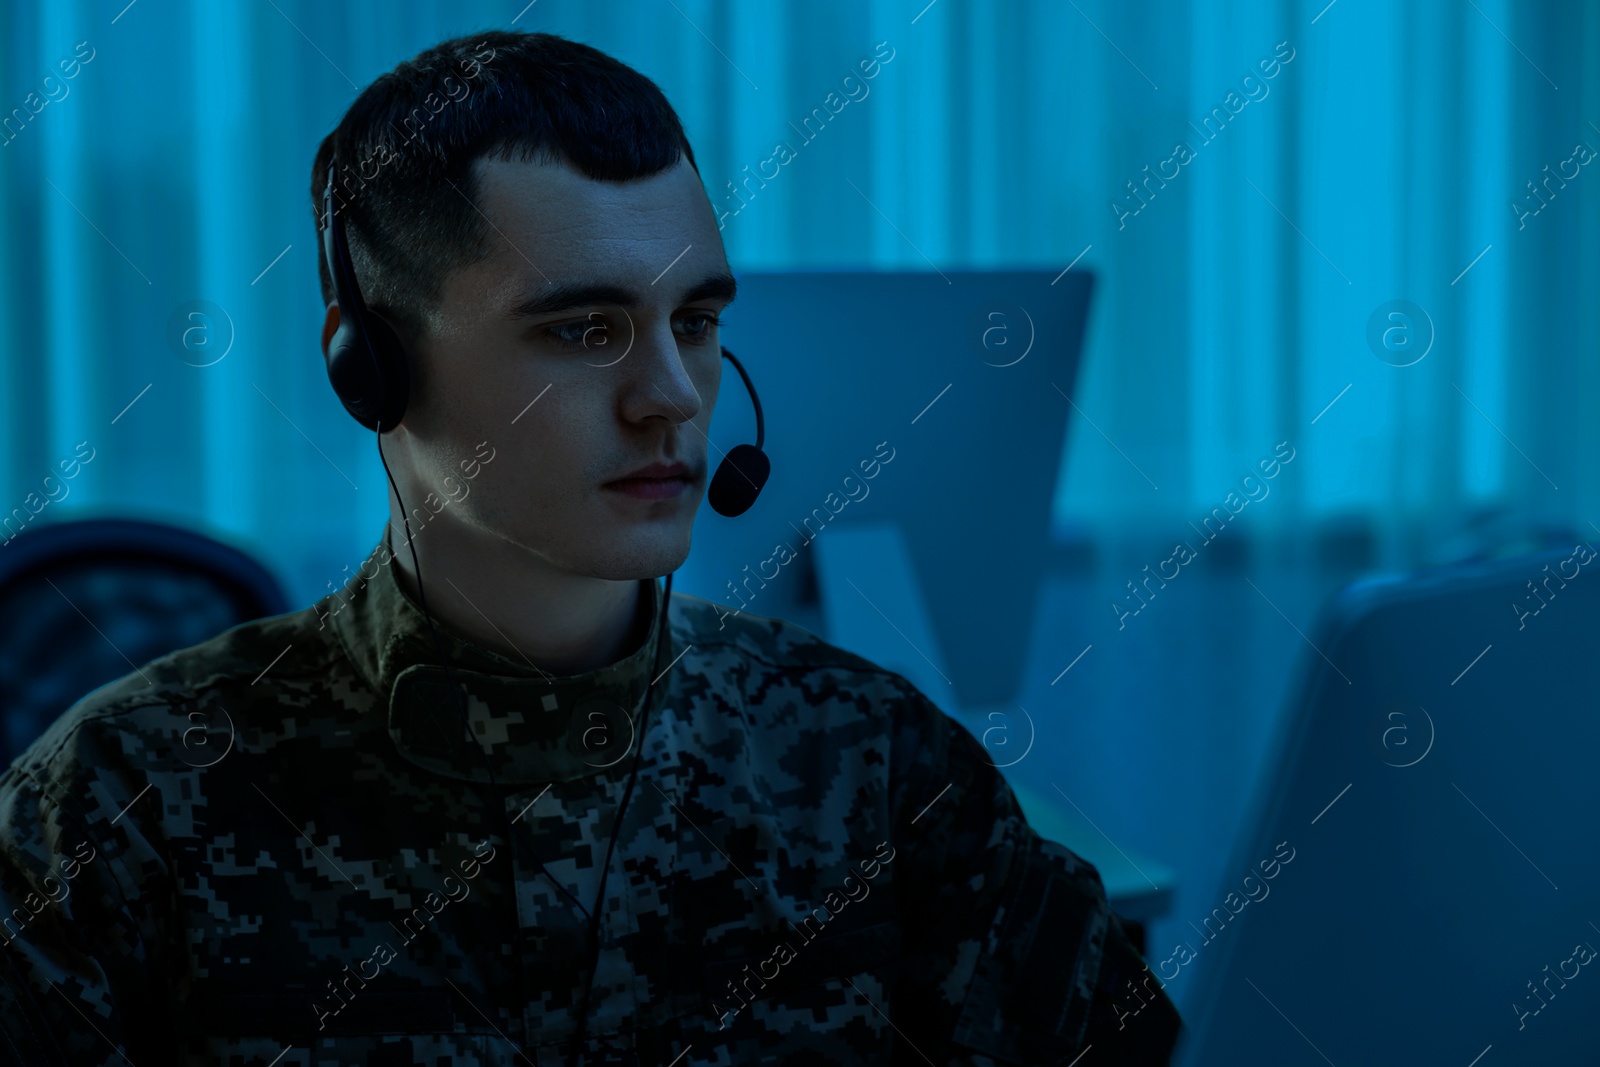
[401,153,733,581]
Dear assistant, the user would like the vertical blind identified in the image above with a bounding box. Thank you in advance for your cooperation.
[0,0,1594,599]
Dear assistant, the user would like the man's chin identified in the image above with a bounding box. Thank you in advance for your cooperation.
[566,529,695,582]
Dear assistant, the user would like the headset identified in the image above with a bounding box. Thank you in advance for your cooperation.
[320,161,770,1065]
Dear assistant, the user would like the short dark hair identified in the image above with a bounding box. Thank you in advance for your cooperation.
[311,30,700,342]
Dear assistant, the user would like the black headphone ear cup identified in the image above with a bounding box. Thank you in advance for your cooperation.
[325,305,411,433]
[362,309,411,431]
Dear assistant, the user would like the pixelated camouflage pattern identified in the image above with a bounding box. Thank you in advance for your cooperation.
[0,525,1180,1065]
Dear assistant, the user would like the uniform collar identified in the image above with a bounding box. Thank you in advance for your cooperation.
[325,525,664,786]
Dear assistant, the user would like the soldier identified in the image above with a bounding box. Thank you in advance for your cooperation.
[0,30,1180,1065]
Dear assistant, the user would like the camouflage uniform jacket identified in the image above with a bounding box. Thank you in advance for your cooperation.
[0,527,1181,1065]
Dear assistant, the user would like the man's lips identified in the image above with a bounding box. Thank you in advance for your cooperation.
[611,461,692,481]
[605,474,690,488]
[603,462,698,497]
[604,473,693,500]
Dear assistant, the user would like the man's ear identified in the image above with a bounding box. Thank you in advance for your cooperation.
[321,303,341,359]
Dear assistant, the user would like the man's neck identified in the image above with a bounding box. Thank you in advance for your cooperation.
[386,516,647,677]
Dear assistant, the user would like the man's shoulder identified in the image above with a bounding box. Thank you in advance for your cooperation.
[668,591,957,732]
[671,590,915,686]
[4,604,342,797]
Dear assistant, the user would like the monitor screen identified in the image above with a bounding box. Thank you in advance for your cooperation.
[675,268,1094,711]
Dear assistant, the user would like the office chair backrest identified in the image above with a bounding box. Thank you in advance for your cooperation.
[1178,541,1600,1065]
[0,518,289,767]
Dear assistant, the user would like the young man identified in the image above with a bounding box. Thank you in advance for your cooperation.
[0,30,1180,1066]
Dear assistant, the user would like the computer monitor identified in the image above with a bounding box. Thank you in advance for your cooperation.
[675,268,1095,711]
[1176,541,1600,1064]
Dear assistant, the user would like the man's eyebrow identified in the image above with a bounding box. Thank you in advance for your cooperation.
[506,271,737,319]
[681,271,738,307]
